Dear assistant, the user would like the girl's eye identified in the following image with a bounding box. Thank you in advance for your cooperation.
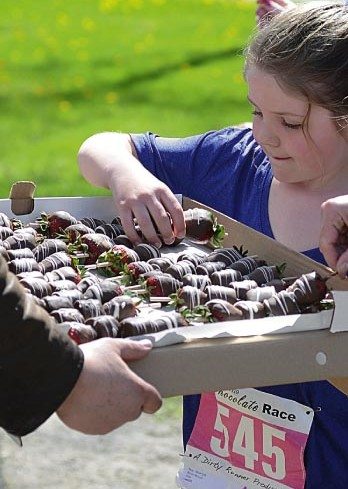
[251,110,262,117]
[282,120,302,130]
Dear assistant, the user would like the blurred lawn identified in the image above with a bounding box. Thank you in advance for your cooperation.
[0,0,255,197]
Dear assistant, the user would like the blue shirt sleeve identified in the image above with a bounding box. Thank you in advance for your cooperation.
[131,127,272,233]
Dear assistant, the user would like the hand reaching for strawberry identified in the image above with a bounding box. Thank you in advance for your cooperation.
[78,133,185,247]
[319,195,348,279]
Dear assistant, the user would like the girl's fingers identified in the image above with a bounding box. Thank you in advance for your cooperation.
[336,250,348,279]
[146,201,175,245]
[132,202,162,246]
[118,207,142,245]
[319,224,340,270]
[160,192,186,239]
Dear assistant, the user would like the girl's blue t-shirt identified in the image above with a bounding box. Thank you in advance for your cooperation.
[131,126,348,487]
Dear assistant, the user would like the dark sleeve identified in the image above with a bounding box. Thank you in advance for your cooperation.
[0,256,84,437]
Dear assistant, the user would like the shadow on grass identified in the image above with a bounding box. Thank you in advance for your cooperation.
[1,45,243,107]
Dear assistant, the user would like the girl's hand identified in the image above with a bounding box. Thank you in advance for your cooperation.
[319,196,348,278]
[109,163,185,247]
[78,132,186,247]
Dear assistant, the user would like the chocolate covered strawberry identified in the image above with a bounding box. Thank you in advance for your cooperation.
[229,279,258,300]
[182,273,212,290]
[83,281,123,303]
[146,275,182,297]
[62,223,95,243]
[184,208,225,247]
[234,300,265,319]
[177,252,206,267]
[286,271,327,306]
[86,315,120,338]
[0,213,12,229]
[42,295,74,312]
[174,285,207,310]
[123,261,160,285]
[0,227,14,240]
[38,211,78,237]
[166,261,196,280]
[3,232,37,250]
[229,257,267,275]
[205,248,243,265]
[33,239,68,262]
[205,285,238,304]
[264,291,301,316]
[206,299,243,322]
[211,268,243,286]
[8,258,40,275]
[244,264,286,286]
[78,233,114,265]
[7,248,34,260]
[67,323,97,344]
[95,223,124,240]
[196,261,226,276]
[74,298,103,319]
[45,266,83,284]
[103,295,138,321]
[147,256,174,272]
[119,310,188,337]
[51,307,85,324]
[80,217,106,230]
[134,243,161,261]
[53,289,83,304]
[38,251,72,274]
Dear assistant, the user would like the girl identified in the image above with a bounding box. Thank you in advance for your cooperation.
[78,3,348,487]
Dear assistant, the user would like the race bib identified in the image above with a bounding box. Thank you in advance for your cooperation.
[177,389,314,489]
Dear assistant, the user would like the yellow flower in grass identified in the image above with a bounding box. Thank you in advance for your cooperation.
[82,18,96,32]
[99,0,119,12]
[57,13,70,28]
[59,100,71,112]
[105,91,119,104]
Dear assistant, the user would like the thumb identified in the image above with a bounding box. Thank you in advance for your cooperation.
[118,339,153,362]
[336,250,348,278]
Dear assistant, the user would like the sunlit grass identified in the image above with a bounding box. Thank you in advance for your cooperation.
[0,0,254,198]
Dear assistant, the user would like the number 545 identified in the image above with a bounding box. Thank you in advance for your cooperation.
[210,404,286,480]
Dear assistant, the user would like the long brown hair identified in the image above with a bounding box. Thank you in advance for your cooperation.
[245,2,348,127]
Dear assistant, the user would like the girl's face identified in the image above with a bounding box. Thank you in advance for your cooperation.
[246,65,348,189]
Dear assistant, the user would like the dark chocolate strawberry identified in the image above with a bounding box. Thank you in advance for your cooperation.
[0,213,12,229]
[123,261,160,284]
[95,223,124,240]
[286,271,327,306]
[62,223,95,243]
[39,211,78,237]
[67,323,97,344]
[80,217,106,230]
[79,233,114,264]
[146,275,182,296]
[86,315,120,338]
[174,286,207,310]
[206,299,243,322]
[184,208,225,247]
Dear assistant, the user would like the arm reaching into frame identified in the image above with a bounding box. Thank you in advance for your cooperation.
[78,132,185,247]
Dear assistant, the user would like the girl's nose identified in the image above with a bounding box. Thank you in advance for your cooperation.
[255,122,280,148]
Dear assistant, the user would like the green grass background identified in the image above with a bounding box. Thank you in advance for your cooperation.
[1,0,255,199]
[1,0,255,417]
